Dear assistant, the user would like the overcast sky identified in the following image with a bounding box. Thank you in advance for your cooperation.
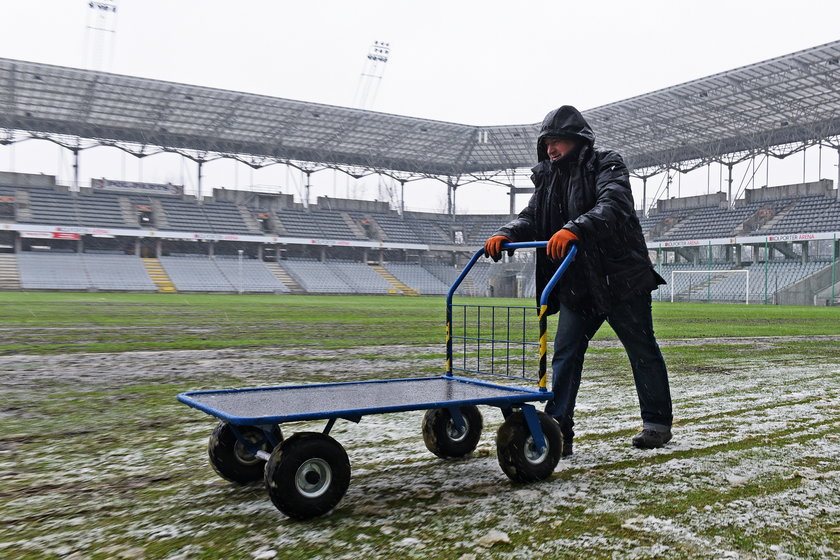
[2,0,840,213]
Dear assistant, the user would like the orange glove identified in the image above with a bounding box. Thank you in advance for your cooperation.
[483,235,511,262]
[546,229,579,260]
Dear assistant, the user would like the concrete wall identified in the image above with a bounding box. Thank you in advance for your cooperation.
[212,188,295,210]
[317,196,391,213]
[744,179,834,203]
[656,192,727,212]
[0,171,56,187]
[776,261,839,305]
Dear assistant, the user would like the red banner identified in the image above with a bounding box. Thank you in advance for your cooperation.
[21,232,81,240]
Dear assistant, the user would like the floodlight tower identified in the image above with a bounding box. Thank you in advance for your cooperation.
[353,41,391,110]
[84,0,119,71]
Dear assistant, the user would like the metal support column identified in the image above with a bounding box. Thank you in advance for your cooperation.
[509,184,516,216]
[763,239,769,304]
[836,148,840,200]
[726,163,734,207]
[399,179,405,216]
[802,144,807,183]
[72,147,80,191]
[197,160,204,200]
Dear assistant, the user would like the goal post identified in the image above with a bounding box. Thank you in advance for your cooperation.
[670,269,750,304]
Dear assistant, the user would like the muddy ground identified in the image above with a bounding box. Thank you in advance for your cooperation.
[1,338,838,559]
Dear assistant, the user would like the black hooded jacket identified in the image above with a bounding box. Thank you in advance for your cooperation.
[495,105,664,316]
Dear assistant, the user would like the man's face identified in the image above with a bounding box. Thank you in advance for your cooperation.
[545,137,579,161]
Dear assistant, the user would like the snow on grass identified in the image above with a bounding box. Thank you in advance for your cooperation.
[0,339,838,559]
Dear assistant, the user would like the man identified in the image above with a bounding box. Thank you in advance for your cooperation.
[484,105,673,455]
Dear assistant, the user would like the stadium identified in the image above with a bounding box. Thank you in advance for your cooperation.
[1,40,840,306]
[1,7,839,560]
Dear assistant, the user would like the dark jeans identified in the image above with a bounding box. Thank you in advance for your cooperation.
[544,293,673,441]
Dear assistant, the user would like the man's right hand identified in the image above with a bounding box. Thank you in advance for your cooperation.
[483,235,511,262]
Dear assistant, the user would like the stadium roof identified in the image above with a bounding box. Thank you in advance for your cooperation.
[2,40,840,179]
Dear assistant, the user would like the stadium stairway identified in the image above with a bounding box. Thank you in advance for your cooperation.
[369,264,420,296]
[141,258,177,293]
[755,199,799,233]
[13,190,32,221]
[0,254,21,290]
[118,196,138,225]
[341,212,368,238]
[264,262,305,293]
[459,276,479,297]
[682,271,739,301]
[237,206,263,233]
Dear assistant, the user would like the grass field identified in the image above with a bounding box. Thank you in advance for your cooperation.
[0,292,838,559]
[0,292,839,354]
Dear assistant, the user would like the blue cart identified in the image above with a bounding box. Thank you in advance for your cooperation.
[178,242,576,519]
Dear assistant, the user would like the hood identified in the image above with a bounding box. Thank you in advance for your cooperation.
[536,105,596,162]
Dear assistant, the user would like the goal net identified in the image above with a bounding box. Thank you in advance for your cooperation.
[670,269,750,304]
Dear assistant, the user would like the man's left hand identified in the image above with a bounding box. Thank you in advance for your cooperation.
[547,229,579,260]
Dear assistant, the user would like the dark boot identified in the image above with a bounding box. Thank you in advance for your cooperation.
[553,419,573,457]
[631,429,672,449]
[561,439,573,457]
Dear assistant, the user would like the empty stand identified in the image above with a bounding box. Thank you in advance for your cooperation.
[404,216,456,245]
[382,262,450,295]
[156,198,214,232]
[422,262,460,286]
[18,252,90,290]
[757,195,840,235]
[158,256,287,293]
[276,209,320,237]
[311,210,366,240]
[278,259,354,293]
[369,264,419,295]
[328,261,393,293]
[201,200,262,234]
[16,187,79,226]
[661,204,758,240]
[213,256,289,293]
[82,254,157,291]
[75,192,135,228]
[356,212,419,243]
[159,256,235,291]
[657,260,831,303]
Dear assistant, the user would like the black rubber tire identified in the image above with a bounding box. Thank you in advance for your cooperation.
[422,405,483,459]
[264,432,351,520]
[208,422,283,484]
[496,410,563,483]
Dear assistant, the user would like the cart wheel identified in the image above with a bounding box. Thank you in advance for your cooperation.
[264,432,350,520]
[496,410,562,483]
[422,405,483,459]
[208,422,283,484]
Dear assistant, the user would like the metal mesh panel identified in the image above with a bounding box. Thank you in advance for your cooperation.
[450,303,541,381]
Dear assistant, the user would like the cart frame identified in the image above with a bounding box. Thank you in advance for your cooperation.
[177,241,577,519]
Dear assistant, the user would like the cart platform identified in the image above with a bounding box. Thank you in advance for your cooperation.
[178,375,550,425]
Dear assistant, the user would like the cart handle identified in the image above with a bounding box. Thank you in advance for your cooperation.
[445,242,578,390]
[446,241,577,306]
